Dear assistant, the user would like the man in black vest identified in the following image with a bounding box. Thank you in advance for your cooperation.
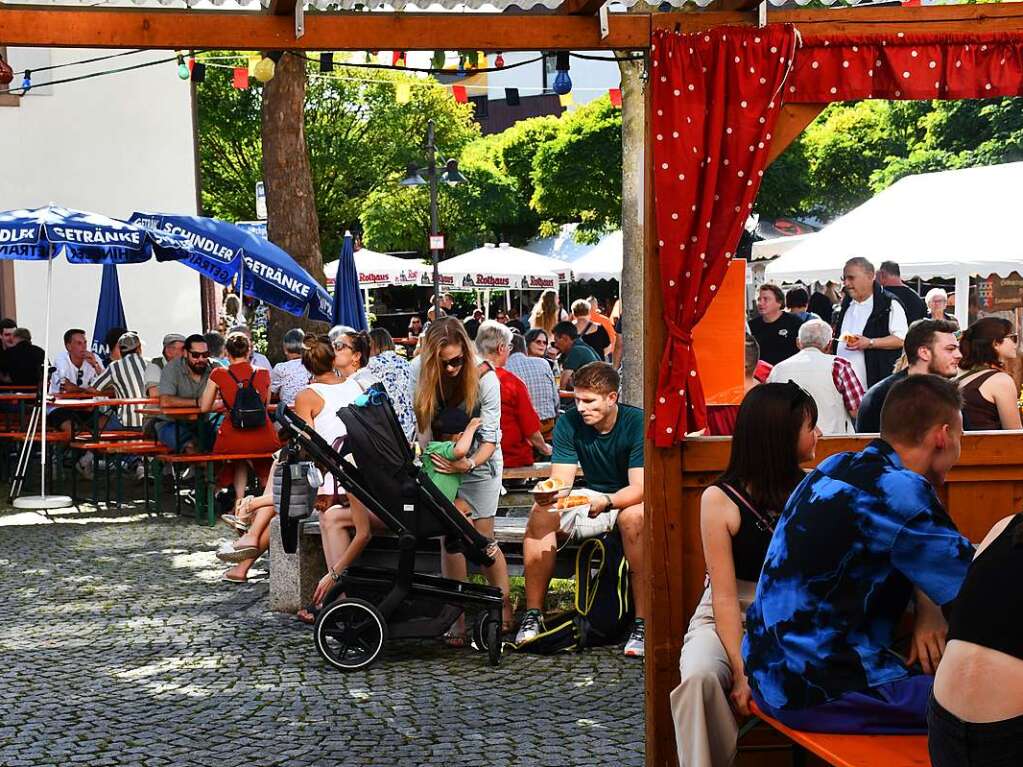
[834,257,908,390]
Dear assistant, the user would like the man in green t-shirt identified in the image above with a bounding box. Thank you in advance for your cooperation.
[516,361,647,658]
[552,321,600,410]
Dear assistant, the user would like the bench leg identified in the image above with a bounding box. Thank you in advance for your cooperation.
[151,458,163,517]
[205,461,215,527]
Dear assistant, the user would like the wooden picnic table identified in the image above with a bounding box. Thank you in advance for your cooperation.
[49,397,157,409]
[0,393,37,402]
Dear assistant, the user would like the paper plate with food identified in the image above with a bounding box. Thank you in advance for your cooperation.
[548,493,591,516]
[530,477,572,499]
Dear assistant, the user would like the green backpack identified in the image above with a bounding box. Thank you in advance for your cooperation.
[512,527,634,654]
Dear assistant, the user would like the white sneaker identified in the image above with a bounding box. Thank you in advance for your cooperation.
[515,609,544,644]
[623,619,645,658]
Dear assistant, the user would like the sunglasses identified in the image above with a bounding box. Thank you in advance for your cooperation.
[334,342,354,352]
[1004,333,1019,344]
[442,355,465,370]
[188,351,210,359]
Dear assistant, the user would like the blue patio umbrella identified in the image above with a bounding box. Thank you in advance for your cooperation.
[92,264,128,359]
[333,231,368,331]
[0,204,194,508]
[130,213,334,323]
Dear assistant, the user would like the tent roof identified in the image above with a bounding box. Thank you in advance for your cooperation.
[440,243,567,281]
[570,230,622,281]
[750,232,814,262]
[324,248,423,286]
[765,162,1023,284]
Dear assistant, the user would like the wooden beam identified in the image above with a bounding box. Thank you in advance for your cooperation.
[766,103,825,166]
[654,3,1023,36]
[0,7,649,51]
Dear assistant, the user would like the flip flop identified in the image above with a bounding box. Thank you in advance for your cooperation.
[222,571,247,583]
[296,603,321,625]
[219,514,250,533]
[216,544,259,563]
[443,631,469,649]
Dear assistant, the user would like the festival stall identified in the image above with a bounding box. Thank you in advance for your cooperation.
[569,230,622,281]
[764,162,1023,328]
[323,248,422,290]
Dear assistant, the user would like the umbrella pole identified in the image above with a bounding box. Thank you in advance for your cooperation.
[39,250,53,499]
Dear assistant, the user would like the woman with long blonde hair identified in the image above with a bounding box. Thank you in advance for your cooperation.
[530,289,561,335]
[412,317,512,643]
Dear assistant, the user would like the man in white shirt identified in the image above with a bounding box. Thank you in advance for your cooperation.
[768,319,865,434]
[48,328,106,478]
[835,257,908,390]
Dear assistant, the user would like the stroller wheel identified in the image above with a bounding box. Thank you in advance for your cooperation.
[472,612,503,667]
[314,598,387,672]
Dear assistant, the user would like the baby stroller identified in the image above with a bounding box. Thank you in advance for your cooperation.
[274,383,505,671]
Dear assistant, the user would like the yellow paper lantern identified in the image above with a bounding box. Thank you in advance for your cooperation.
[395,82,412,104]
[253,57,276,83]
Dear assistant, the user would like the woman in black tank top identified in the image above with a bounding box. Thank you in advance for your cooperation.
[928,514,1023,767]
[671,383,821,767]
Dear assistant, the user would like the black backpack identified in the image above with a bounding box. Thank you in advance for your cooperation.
[512,527,634,654]
[227,368,267,429]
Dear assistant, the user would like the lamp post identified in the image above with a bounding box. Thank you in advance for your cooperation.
[400,119,466,318]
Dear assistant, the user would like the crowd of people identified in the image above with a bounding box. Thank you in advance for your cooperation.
[16,287,644,658]
[741,256,1023,436]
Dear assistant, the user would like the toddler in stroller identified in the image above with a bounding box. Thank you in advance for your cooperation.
[274,383,505,671]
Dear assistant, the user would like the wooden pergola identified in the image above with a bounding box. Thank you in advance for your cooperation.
[5,3,1023,766]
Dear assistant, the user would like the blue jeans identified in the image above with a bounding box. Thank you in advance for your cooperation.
[156,420,198,453]
[753,674,933,734]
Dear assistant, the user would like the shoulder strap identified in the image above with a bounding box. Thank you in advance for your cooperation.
[717,482,777,534]
[478,361,494,377]
[226,367,242,386]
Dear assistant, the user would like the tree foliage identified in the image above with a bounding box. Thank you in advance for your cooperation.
[761,97,1023,222]
[197,56,479,259]
[530,97,623,243]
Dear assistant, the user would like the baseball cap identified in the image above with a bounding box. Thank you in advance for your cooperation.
[162,333,186,347]
[117,331,141,353]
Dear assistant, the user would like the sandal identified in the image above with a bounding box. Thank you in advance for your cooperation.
[234,495,255,525]
[443,631,469,649]
[219,513,249,533]
[216,542,259,563]
[296,603,320,625]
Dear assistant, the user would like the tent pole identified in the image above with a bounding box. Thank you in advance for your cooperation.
[505,289,511,312]
[955,269,970,329]
[39,248,53,499]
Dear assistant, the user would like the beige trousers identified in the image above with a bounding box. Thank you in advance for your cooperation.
[670,581,756,767]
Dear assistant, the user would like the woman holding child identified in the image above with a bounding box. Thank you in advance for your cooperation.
[671,382,820,767]
[412,317,513,643]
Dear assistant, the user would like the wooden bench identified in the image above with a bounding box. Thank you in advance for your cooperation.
[501,462,584,481]
[749,702,931,767]
[152,451,275,525]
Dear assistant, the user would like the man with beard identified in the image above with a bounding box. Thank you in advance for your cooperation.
[156,334,213,453]
[855,319,961,433]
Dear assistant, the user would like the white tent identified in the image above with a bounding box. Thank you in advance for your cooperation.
[570,230,622,281]
[751,232,814,262]
[765,162,1023,328]
[525,223,599,263]
[436,243,567,291]
[324,248,423,289]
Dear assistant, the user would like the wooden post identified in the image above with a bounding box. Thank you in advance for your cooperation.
[643,73,688,767]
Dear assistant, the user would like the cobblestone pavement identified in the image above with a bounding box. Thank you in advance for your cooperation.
[0,500,644,767]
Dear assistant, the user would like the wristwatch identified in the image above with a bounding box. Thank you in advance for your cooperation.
[867,337,874,348]
[329,568,341,583]
[466,457,477,471]
[602,494,615,512]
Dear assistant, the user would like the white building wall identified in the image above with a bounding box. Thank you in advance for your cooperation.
[0,48,201,357]
[466,51,621,107]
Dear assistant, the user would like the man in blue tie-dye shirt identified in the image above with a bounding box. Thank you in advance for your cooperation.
[743,375,974,733]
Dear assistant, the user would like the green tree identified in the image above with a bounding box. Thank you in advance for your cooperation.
[530,97,623,242]
[197,56,480,260]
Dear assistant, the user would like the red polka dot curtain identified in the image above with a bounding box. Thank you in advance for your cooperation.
[650,26,1023,446]
[650,24,799,447]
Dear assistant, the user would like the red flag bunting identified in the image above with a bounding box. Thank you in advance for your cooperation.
[608,88,622,107]
[452,85,468,103]
[232,67,249,89]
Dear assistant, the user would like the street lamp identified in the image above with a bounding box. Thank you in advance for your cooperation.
[400,119,465,318]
